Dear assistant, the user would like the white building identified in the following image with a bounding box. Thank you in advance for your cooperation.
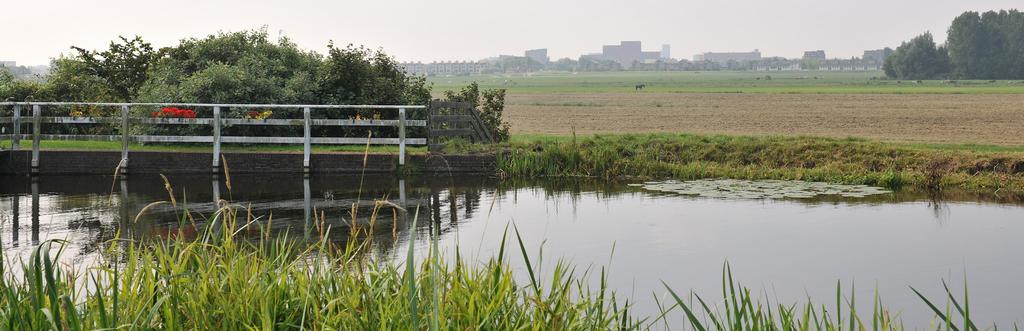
[400,61,489,76]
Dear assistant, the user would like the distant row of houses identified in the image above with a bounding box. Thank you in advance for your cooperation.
[399,42,896,76]
[400,61,490,76]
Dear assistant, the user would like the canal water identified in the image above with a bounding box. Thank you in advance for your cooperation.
[1,174,1022,327]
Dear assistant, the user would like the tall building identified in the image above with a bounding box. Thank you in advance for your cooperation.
[802,50,826,61]
[863,48,894,64]
[593,41,666,65]
[524,49,549,64]
[694,50,761,63]
[661,44,671,60]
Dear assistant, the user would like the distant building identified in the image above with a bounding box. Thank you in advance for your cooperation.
[694,50,761,63]
[862,48,894,64]
[753,57,801,71]
[524,48,549,64]
[661,44,671,60]
[818,58,882,71]
[802,50,826,61]
[591,41,667,66]
[399,61,488,76]
[0,61,15,68]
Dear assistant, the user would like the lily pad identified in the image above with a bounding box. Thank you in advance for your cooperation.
[634,179,890,200]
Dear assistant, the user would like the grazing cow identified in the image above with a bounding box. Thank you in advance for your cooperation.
[635,84,646,91]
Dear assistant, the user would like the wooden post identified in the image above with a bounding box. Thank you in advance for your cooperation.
[10,195,18,243]
[303,176,312,240]
[31,177,39,243]
[398,107,406,166]
[211,176,221,206]
[120,105,130,174]
[303,107,311,173]
[11,105,20,151]
[212,106,221,172]
[31,105,40,174]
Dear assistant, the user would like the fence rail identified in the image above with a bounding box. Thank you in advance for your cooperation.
[0,102,427,174]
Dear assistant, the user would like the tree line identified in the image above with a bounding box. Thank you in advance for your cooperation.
[1,29,510,141]
[885,9,1024,80]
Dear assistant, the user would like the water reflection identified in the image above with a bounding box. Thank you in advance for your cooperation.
[2,175,1024,326]
[2,174,1023,259]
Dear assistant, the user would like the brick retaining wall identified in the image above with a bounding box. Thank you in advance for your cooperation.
[0,150,495,175]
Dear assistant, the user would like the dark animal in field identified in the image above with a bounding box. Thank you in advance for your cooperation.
[635,84,646,91]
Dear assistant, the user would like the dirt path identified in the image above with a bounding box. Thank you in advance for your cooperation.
[505,93,1024,146]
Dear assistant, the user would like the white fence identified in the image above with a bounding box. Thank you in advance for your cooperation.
[0,102,427,173]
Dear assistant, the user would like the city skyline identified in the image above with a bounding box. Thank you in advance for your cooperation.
[2,0,1021,66]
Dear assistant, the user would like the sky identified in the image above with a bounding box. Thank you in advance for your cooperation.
[1,0,1020,66]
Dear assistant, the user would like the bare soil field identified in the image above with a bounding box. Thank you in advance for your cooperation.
[505,93,1024,146]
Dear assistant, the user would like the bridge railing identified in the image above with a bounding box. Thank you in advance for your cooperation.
[0,102,427,173]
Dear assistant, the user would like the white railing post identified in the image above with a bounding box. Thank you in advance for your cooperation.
[212,106,221,173]
[303,176,312,240]
[398,107,406,166]
[11,105,20,151]
[303,107,311,173]
[31,105,41,174]
[120,105,130,174]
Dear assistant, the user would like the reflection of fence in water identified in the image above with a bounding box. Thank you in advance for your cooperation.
[3,174,491,257]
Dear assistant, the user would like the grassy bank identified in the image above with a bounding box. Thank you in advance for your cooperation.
[0,197,980,329]
[450,133,1024,194]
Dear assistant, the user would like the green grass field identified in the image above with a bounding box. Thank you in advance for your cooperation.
[428,70,1024,94]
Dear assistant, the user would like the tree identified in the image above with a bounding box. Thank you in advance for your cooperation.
[443,82,510,142]
[72,36,156,101]
[316,43,429,105]
[946,10,1024,79]
[551,58,579,72]
[138,29,322,105]
[884,32,951,79]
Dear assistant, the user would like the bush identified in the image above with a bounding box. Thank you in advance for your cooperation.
[442,82,511,142]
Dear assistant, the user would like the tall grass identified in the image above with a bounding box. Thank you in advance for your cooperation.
[0,195,642,329]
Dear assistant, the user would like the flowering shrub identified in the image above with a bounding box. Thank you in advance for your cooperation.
[151,107,197,119]
[245,110,273,120]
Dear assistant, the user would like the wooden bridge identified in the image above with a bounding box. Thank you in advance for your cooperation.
[0,101,495,174]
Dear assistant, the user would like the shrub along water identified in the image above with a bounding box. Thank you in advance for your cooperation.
[450,133,1024,194]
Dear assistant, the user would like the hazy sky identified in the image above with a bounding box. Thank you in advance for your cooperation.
[2,0,1020,66]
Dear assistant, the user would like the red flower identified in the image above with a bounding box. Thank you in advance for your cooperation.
[154,107,197,119]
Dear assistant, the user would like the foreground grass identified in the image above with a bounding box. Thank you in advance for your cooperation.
[0,206,640,329]
[449,133,1024,194]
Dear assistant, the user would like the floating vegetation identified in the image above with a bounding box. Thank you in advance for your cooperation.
[630,179,891,199]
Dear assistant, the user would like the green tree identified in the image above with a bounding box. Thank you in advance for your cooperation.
[316,43,430,105]
[884,32,951,79]
[946,10,1024,79]
[138,29,321,105]
[443,82,510,142]
[72,36,156,101]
